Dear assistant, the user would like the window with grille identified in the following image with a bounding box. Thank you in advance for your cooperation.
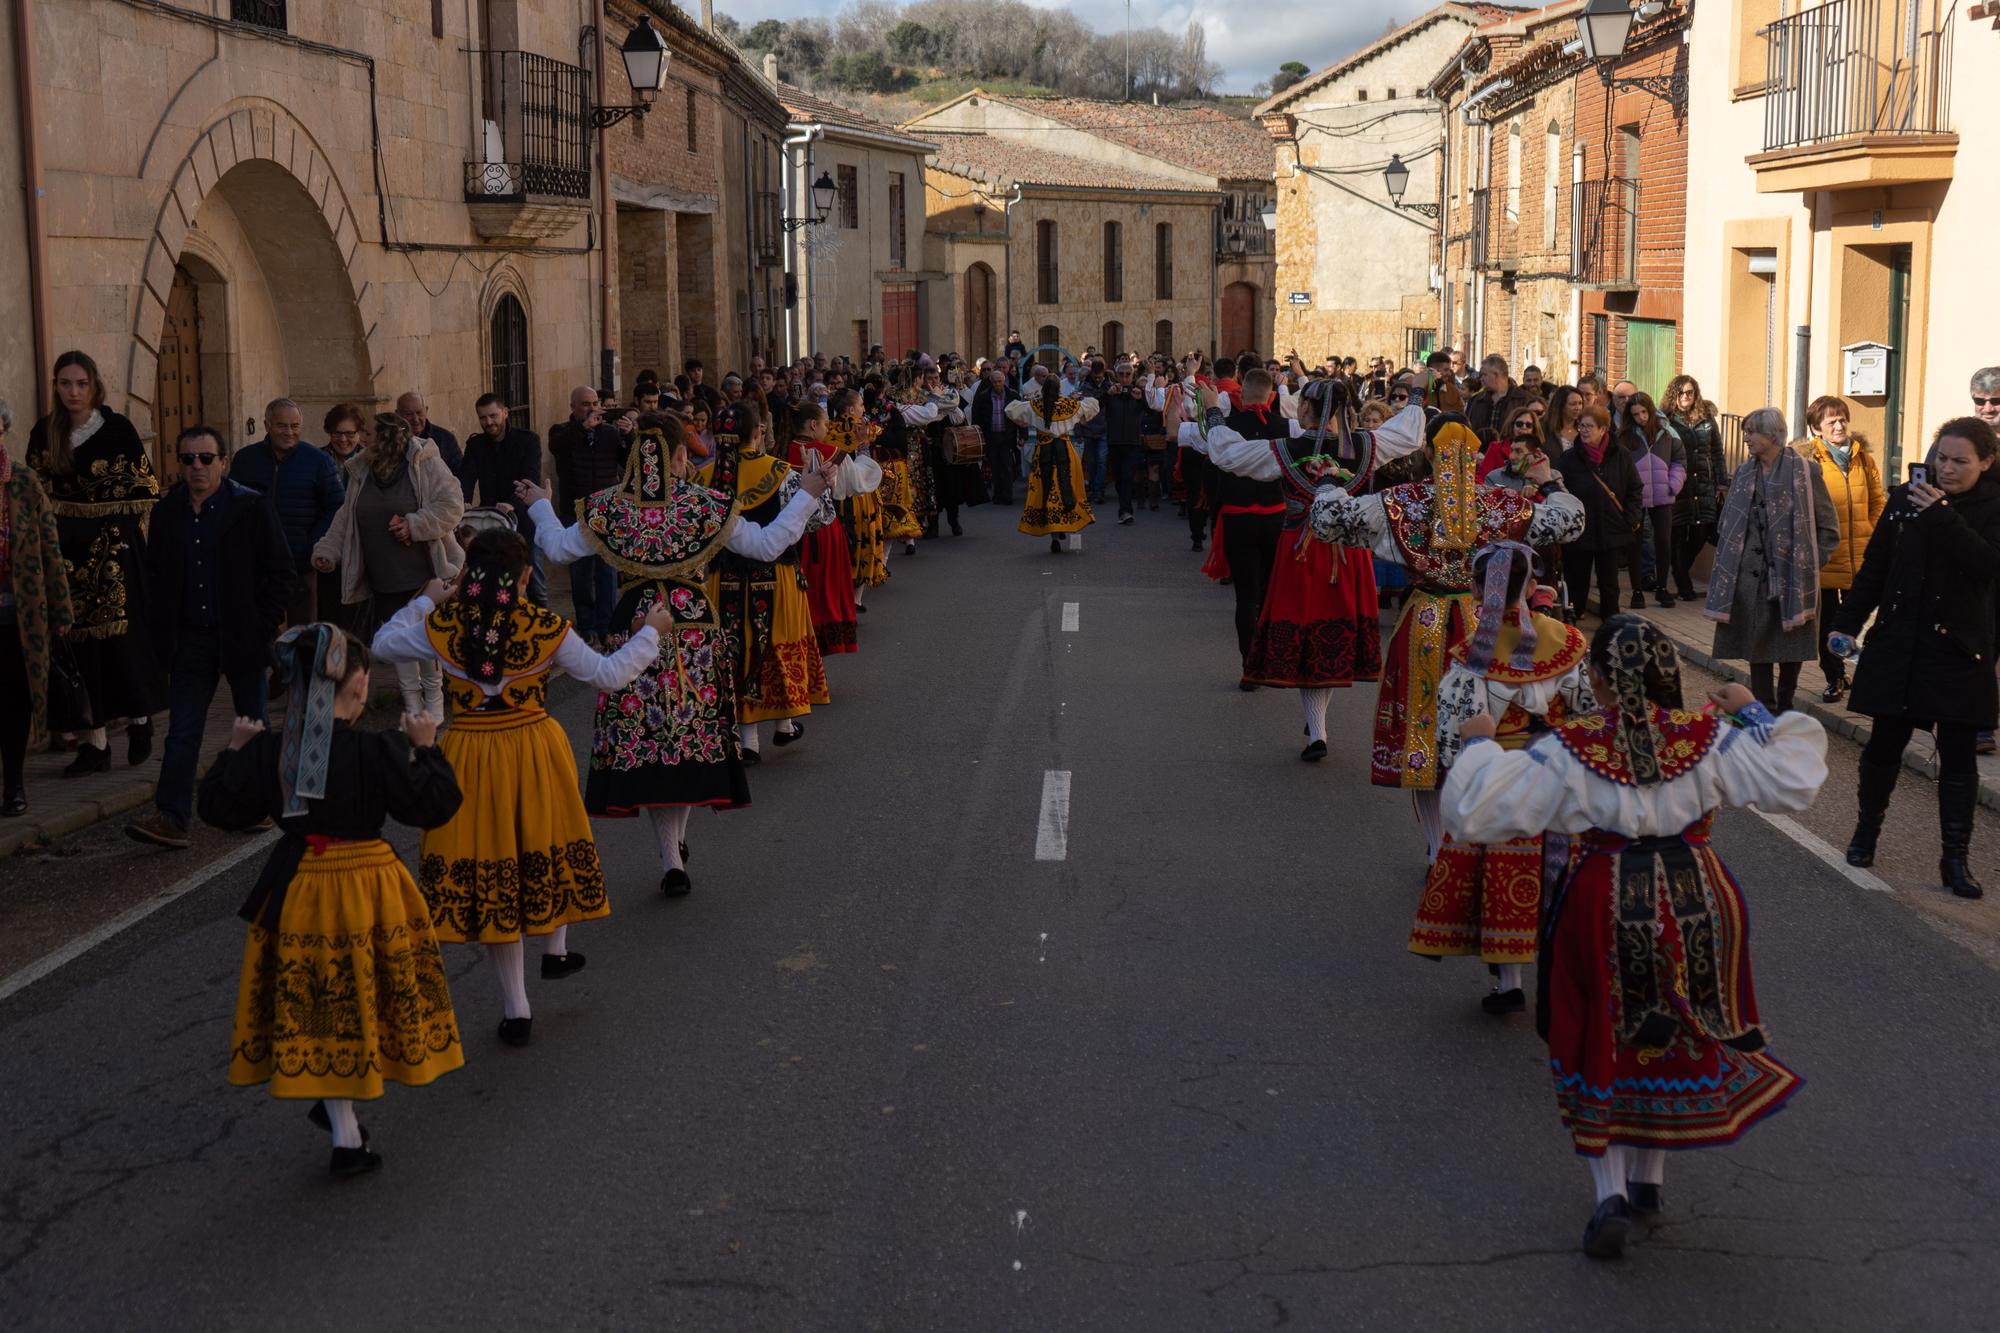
[838,164,859,229]
[1154,222,1173,299]
[1154,320,1174,356]
[490,294,531,431]
[230,0,286,29]
[686,87,698,153]
[888,172,907,268]
[1102,221,1123,302]
[1101,321,1123,358]
[1036,219,1059,304]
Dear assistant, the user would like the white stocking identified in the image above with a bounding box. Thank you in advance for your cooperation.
[648,806,691,871]
[1630,1149,1666,1186]
[853,583,867,607]
[1587,1147,1634,1203]
[1300,689,1333,743]
[738,721,761,754]
[544,925,569,957]
[487,940,531,1019]
[322,1098,363,1150]
[84,727,108,748]
[1495,963,1525,992]
[776,717,797,736]
[1413,790,1445,862]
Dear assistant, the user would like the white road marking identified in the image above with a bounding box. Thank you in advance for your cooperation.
[0,830,281,1003]
[1060,602,1079,632]
[1037,931,1048,963]
[1035,771,1071,861]
[1754,809,1893,893]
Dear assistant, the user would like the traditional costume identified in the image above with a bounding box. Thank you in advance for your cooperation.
[1412,545,1592,1010]
[873,390,952,549]
[785,432,881,654]
[827,413,888,595]
[199,624,465,1176]
[372,544,662,1044]
[1309,412,1585,855]
[527,409,821,895]
[1443,615,1824,1258]
[1007,383,1099,548]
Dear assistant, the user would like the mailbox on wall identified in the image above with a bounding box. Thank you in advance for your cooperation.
[1842,341,1892,397]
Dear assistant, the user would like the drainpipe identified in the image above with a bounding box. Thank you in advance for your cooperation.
[15,0,51,414]
[594,16,615,397]
[1436,111,1451,353]
[1002,182,1023,357]
[783,124,822,362]
[1209,200,1220,359]
[742,128,757,367]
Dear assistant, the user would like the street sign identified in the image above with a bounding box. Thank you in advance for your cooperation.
[1287,291,1313,306]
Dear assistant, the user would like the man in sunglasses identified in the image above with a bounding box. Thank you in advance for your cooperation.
[127,425,292,850]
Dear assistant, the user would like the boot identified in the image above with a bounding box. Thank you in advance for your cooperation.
[1938,772,1986,899]
[1845,758,1900,867]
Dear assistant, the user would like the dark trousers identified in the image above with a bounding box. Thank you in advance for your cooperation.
[569,554,618,639]
[281,569,316,627]
[983,429,1017,505]
[1817,587,1849,680]
[1109,438,1140,516]
[1865,717,1979,780]
[159,628,268,827]
[0,624,27,790]
[1179,448,1210,540]
[1641,506,1674,591]
[1748,661,1804,714]
[1565,544,1625,619]
[1671,524,1707,597]
[1222,512,1282,664]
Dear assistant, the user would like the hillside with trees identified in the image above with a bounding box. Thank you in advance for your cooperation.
[718,0,1222,103]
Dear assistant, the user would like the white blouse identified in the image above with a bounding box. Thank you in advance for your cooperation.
[371,596,661,695]
[1442,710,1828,843]
[526,491,818,568]
[1309,482,1586,564]
[1184,402,1430,482]
[1434,654,1598,772]
[1005,395,1101,439]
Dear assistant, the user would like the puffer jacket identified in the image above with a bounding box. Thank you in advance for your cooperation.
[1668,409,1725,532]
[1622,422,1686,509]
[1804,433,1886,591]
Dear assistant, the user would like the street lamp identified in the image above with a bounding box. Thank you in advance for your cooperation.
[588,17,670,129]
[1575,0,1688,109]
[1259,201,1278,231]
[784,171,838,232]
[1382,154,1440,219]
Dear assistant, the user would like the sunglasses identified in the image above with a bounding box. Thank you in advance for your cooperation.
[1389,393,1410,404]
[1974,397,2000,407]
[178,451,220,466]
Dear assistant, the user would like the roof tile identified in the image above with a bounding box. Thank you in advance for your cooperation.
[974,95,1274,182]
[923,131,1213,194]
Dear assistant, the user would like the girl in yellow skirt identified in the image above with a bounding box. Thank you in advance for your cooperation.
[372,528,671,1048]
[199,624,465,1177]
[828,389,887,606]
[1007,372,1099,551]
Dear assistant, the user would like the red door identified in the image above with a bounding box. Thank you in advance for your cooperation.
[1222,281,1259,358]
[882,285,918,360]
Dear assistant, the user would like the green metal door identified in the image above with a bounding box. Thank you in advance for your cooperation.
[1625,318,1677,403]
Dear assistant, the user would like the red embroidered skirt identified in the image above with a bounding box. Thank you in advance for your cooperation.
[1370,589,1475,789]
[800,523,858,655]
[1243,535,1381,688]
[1408,833,1543,964]
[1543,828,1802,1156]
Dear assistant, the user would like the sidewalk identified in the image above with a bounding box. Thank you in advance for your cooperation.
[1632,594,2000,812]
[3,573,582,858]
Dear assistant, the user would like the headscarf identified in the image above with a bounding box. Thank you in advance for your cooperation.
[271,623,348,818]
[1591,613,1683,786]
[1464,542,1539,674]
[1426,413,1482,552]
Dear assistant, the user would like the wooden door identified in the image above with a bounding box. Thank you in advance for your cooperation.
[964,264,994,360]
[153,264,204,483]
[881,285,918,361]
[1221,281,1258,359]
[1624,318,1678,404]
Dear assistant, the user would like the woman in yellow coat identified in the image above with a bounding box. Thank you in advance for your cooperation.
[1007,371,1099,552]
[1801,395,1884,702]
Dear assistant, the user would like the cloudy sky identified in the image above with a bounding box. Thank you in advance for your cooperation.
[714,0,1445,94]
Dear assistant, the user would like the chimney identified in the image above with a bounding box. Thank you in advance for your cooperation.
[763,52,779,85]
[1152,90,1160,106]
[701,0,713,31]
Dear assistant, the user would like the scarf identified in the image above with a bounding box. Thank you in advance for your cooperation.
[1819,434,1853,472]
[1464,542,1539,675]
[1581,435,1609,466]
[1704,447,1821,631]
[271,624,348,818]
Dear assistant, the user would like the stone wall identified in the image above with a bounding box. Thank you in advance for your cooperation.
[788,135,933,362]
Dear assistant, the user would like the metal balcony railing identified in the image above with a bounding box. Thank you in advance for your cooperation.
[464,51,591,201]
[1572,177,1638,289]
[1468,188,1491,271]
[1761,0,1955,153]
[755,191,782,268]
[230,0,286,29]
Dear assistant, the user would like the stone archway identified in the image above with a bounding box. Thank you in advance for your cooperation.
[127,102,381,440]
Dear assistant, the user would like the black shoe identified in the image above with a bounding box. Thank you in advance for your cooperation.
[904,540,917,556]
[1823,673,1848,704]
[540,951,587,980]
[662,867,692,898]
[497,1016,533,1047]
[1626,1182,1664,1218]
[125,812,192,849]
[1119,512,1134,525]
[1481,987,1526,1015]
[1656,592,1677,608]
[306,1100,370,1145]
[1191,536,1204,551]
[950,519,963,536]
[1050,536,1062,554]
[1300,739,1327,763]
[1,787,24,817]
[1582,1195,1633,1259]
[739,747,761,766]
[62,743,111,778]
[680,840,691,866]
[126,720,154,767]
[773,723,805,747]
[328,1146,383,1178]
[1238,681,1258,692]
[1629,591,1646,609]
[1941,769,1986,897]
[1845,758,1900,867]
[1675,585,1698,601]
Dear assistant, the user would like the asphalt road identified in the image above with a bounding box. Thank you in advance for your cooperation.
[4,499,1999,1330]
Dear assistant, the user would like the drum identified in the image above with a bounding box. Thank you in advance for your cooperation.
[945,425,985,465]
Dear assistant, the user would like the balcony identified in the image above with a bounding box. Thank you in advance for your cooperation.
[1750,0,1957,191]
[754,191,781,268]
[1467,188,1492,272]
[464,50,592,243]
[1572,178,1638,291]
[230,0,286,29]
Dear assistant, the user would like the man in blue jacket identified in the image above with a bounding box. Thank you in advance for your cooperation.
[228,397,342,625]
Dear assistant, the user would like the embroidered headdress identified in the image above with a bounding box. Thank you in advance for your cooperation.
[575,413,736,579]
[1464,542,1539,675]
[1590,613,1684,786]
[1426,412,1483,552]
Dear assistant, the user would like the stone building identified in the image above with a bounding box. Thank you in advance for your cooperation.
[774,76,936,364]
[1256,4,1521,367]
[905,91,1274,357]
[921,133,1221,365]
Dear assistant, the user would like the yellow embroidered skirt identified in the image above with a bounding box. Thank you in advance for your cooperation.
[228,840,463,1100]
[740,575,831,723]
[1019,437,1094,536]
[847,492,888,588]
[418,708,610,943]
[880,458,924,542]
[1407,834,1546,964]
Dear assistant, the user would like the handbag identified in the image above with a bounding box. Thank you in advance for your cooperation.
[47,638,93,732]
[945,425,985,465]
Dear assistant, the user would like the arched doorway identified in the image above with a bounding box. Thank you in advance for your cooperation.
[1222,281,1260,361]
[153,264,206,484]
[964,262,995,359]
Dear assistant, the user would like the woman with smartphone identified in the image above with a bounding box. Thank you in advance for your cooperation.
[1830,416,2000,898]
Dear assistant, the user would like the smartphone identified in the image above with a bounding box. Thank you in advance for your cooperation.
[1909,462,1929,488]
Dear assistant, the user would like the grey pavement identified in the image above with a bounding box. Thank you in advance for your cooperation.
[3,503,1999,1329]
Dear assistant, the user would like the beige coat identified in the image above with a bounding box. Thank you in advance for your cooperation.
[312,439,464,606]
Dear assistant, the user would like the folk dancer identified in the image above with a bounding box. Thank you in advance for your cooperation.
[1414,543,1592,1014]
[1444,615,1823,1258]
[1008,373,1099,552]
[1309,412,1585,858]
[201,624,465,1176]
[785,401,881,655]
[519,408,829,897]
[828,390,887,609]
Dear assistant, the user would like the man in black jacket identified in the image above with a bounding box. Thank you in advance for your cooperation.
[398,390,463,477]
[1465,355,1534,442]
[546,384,627,642]
[1099,362,1149,524]
[128,425,292,849]
[463,393,547,604]
[970,366,1018,506]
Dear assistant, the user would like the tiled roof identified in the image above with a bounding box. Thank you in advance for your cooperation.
[781,83,937,151]
[923,132,1213,195]
[975,96,1274,182]
[1256,2,1532,116]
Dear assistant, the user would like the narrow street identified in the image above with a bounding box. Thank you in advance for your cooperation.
[4,504,1998,1329]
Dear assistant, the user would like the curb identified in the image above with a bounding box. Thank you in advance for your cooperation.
[1,778,158,859]
[1660,628,2000,815]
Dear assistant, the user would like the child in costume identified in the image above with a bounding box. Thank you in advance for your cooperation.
[786,400,881,655]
